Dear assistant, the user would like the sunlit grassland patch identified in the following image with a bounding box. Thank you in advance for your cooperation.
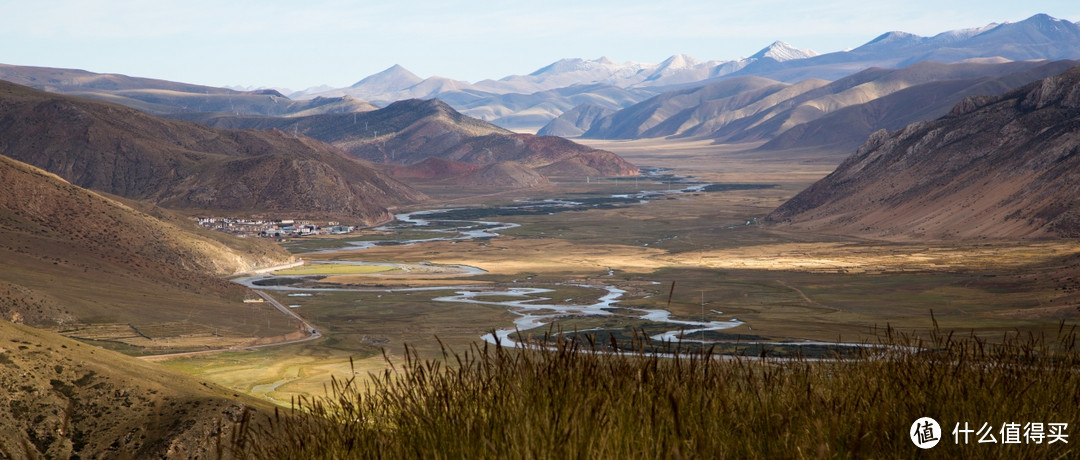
[283,230,456,253]
[273,263,399,276]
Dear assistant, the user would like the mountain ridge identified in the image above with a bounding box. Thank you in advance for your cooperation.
[185,98,639,180]
[766,65,1080,240]
[0,80,423,225]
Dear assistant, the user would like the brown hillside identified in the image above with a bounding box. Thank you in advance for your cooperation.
[389,157,479,180]
[767,65,1080,240]
[0,320,273,458]
[0,81,423,225]
[0,154,299,347]
[453,162,550,188]
[444,133,639,176]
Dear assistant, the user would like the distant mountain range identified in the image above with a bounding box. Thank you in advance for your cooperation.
[735,13,1080,83]
[289,14,1080,131]
[308,41,815,104]
[0,69,637,190]
[577,59,1079,151]
[0,63,376,118]
[180,98,639,181]
[291,41,819,131]
[767,65,1080,239]
[1,13,1077,174]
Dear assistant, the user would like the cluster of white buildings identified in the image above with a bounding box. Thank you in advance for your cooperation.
[195,217,355,238]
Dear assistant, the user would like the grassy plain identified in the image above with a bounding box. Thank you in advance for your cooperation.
[161,139,1080,407]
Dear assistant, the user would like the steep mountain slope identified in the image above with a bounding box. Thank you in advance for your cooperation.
[0,81,423,225]
[387,157,548,188]
[537,104,615,137]
[716,60,1068,143]
[453,162,550,188]
[767,65,1080,240]
[0,63,376,117]
[0,319,273,458]
[0,154,303,351]
[0,155,289,280]
[582,76,817,139]
[189,99,638,179]
[584,60,1071,143]
[448,84,649,132]
[436,133,638,176]
[760,59,1080,151]
[388,157,479,180]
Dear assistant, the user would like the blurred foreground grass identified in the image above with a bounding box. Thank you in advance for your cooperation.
[230,322,1079,459]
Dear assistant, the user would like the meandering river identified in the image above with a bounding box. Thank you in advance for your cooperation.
[240,170,870,354]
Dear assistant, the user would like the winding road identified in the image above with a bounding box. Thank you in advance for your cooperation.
[138,289,319,361]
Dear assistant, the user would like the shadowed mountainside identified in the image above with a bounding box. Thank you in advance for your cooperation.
[536,103,615,137]
[0,81,423,225]
[767,65,1080,240]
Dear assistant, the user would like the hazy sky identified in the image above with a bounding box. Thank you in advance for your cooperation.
[3,1,1078,90]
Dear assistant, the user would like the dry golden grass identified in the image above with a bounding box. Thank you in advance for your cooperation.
[317,276,492,286]
[237,327,1080,459]
[324,239,668,275]
[319,232,1080,279]
[677,240,1080,273]
[274,264,399,276]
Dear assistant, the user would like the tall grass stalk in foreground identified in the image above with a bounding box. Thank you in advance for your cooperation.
[235,324,1079,459]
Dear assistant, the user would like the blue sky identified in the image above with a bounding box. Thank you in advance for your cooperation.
[2,1,1078,90]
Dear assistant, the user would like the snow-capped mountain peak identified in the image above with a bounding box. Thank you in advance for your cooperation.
[749,41,819,61]
[655,54,702,71]
[528,57,643,78]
